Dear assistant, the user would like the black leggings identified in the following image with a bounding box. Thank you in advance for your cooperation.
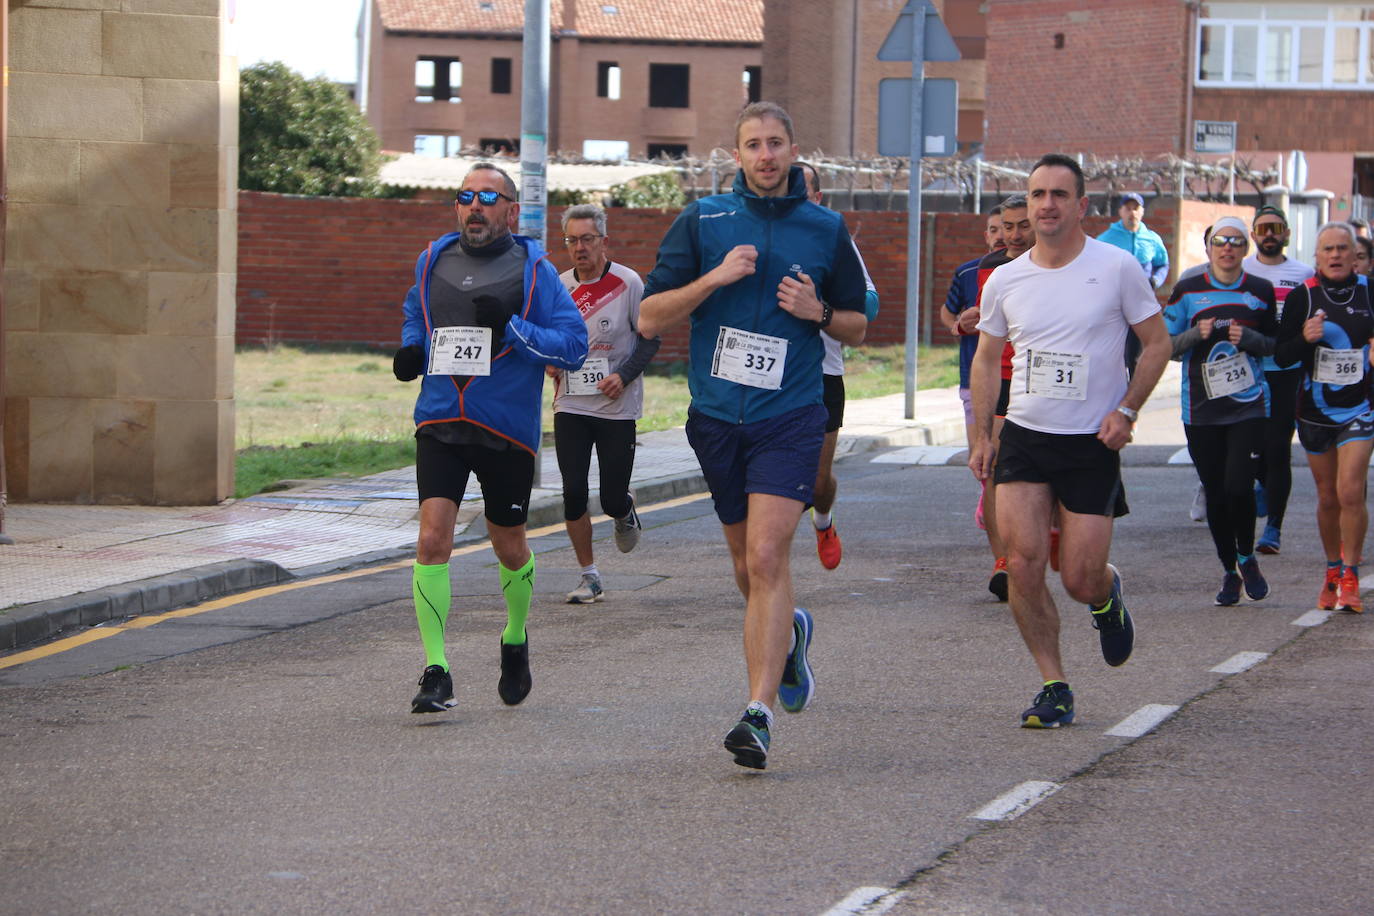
[1256,368,1301,528]
[1186,418,1265,570]
[553,412,636,521]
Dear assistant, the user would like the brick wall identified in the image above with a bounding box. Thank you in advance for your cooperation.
[984,0,1188,158]
[1194,88,1374,153]
[236,193,1178,361]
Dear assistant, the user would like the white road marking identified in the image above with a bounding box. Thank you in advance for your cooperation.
[1292,609,1334,627]
[821,886,905,916]
[871,446,964,465]
[1105,703,1180,738]
[1361,573,1374,592]
[1167,447,1193,465]
[1210,651,1269,674]
[970,780,1061,821]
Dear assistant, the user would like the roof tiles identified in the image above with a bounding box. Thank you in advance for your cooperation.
[376,0,762,44]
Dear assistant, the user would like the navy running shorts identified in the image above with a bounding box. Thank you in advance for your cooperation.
[685,403,827,525]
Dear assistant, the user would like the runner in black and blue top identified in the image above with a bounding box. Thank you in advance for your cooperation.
[1164,216,1278,606]
[1275,221,1374,614]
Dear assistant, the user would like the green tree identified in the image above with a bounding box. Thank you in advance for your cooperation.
[239,61,384,197]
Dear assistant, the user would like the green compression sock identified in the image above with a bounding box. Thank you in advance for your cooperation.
[413,562,451,670]
[500,554,536,645]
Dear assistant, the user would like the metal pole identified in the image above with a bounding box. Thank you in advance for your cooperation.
[903,8,925,420]
[519,0,549,483]
[1228,157,1235,205]
[973,158,982,214]
[518,0,549,247]
[0,0,11,544]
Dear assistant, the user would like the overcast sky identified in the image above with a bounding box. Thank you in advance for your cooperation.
[233,0,363,82]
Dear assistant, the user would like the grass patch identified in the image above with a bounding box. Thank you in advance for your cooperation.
[232,343,958,497]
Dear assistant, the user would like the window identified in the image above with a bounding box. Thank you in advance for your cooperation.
[491,57,512,94]
[478,137,517,155]
[648,63,689,108]
[647,143,688,159]
[416,56,461,102]
[597,61,621,99]
[414,135,463,157]
[583,139,630,160]
[1197,4,1374,89]
[743,66,762,103]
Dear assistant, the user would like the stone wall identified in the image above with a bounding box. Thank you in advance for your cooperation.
[4,0,237,504]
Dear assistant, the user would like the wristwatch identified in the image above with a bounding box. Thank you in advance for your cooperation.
[1116,405,1139,423]
[817,303,834,328]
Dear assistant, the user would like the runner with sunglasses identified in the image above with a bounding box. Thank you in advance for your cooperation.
[1242,206,1315,555]
[1165,217,1278,605]
[393,163,589,714]
[1274,221,1374,613]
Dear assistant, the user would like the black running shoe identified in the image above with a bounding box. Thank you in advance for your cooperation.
[1091,564,1134,667]
[1021,681,1074,728]
[1215,571,1242,606]
[411,664,456,714]
[722,708,771,770]
[498,635,532,706]
[1239,556,1269,601]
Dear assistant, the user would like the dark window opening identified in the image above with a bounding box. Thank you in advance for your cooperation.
[479,137,518,155]
[647,143,688,159]
[648,63,689,108]
[416,56,461,102]
[491,57,512,94]
[597,61,621,99]
[744,66,761,103]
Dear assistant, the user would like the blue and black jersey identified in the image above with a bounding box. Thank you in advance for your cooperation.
[1275,274,1374,427]
[1164,271,1277,426]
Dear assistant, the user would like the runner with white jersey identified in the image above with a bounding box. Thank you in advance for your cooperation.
[969,153,1170,729]
[552,204,661,604]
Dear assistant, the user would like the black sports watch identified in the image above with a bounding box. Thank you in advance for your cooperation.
[817,303,834,328]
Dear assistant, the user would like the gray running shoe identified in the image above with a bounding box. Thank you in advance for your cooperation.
[1189,483,1207,522]
[566,573,604,604]
[613,496,641,553]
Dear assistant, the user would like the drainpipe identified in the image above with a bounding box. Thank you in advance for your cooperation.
[1,0,11,545]
[1183,1,1198,160]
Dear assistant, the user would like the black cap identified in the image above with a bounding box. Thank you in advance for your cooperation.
[1253,205,1287,225]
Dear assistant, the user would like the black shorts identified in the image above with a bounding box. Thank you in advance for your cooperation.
[994,420,1128,518]
[995,377,1011,418]
[1297,410,1374,455]
[415,434,534,527]
[823,373,846,433]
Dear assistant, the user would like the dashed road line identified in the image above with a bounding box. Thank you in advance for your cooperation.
[1210,651,1269,674]
[870,445,964,465]
[820,886,905,916]
[1167,446,1193,465]
[1105,703,1179,738]
[1292,609,1334,627]
[970,780,1061,821]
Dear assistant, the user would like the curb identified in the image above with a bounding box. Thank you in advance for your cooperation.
[0,559,292,653]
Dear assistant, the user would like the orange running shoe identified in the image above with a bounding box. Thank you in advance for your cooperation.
[1317,566,1341,611]
[1337,567,1363,613]
[1049,527,1061,572]
[815,520,842,570]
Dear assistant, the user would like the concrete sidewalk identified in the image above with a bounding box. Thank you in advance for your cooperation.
[0,367,1184,651]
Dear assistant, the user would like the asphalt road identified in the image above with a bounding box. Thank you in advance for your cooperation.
[2,448,1370,915]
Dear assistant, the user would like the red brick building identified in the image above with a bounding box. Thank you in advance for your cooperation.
[984,1,1374,212]
[359,0,762,158]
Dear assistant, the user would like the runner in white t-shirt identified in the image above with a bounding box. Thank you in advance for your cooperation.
[969,153,1170,730]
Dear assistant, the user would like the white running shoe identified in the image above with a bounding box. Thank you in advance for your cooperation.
[1189,483,1207,522]
[566,573,604,604]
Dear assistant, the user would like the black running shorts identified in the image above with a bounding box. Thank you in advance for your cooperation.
[994,420,1128,518]
[415,434,534,527]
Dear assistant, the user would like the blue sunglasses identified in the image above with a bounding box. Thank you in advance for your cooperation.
[457,189,515,205]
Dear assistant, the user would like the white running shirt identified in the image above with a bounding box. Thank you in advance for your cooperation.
[821,239,878,376]
[1242,255,1314,319]
[977,236,1161,434]
[556,262,647,420]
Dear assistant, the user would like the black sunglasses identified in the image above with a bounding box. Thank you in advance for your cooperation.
[456,189,515,205]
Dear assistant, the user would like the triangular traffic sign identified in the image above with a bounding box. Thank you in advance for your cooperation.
[877,0,961,63]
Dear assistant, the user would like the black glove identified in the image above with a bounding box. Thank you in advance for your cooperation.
[392,344,424,381]
[472,294,510,334]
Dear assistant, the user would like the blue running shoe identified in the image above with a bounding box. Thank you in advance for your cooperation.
[1239,556,1269,601]
[723,707,771,769]
[1021,682,1074,728]
[1091,564,1134,667]
[1215,571,1242,606]
[777,607,815,713]
[1256,523,1281,555]
[1254,483,1268,519]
